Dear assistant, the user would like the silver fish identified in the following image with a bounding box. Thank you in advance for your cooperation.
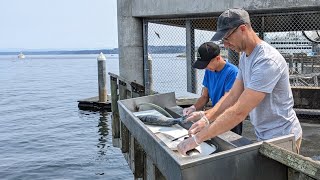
[137,115,183,126]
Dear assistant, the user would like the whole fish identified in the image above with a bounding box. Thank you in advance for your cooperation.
[137,115,186,127]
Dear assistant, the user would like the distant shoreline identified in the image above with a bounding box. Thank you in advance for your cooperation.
[0,46,187,55]
[0,49,118,55]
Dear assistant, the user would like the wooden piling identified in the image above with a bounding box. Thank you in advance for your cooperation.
[97,52,107,102]
[110,76,120,147]
[129,83,145,179]
[119,80,129,154]
[135,142,145,179]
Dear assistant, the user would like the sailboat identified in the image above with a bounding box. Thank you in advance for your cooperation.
[18,52,26,59]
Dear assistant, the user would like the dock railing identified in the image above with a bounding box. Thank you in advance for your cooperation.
[109,72,166,179]
[260,142,320,180]
[109,72,146,147]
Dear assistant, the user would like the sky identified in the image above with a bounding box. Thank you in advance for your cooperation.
[0,0,118,51]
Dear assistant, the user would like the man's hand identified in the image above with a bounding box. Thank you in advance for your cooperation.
[185,111,205,122]
[188,118,209,135]
[183,105,196,116]
[177,135,201,156]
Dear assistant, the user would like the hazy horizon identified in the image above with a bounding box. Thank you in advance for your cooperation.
[0,47,117,53]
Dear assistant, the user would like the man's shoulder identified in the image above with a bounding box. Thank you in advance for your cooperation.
[260,41,282,57]
[257,42,286,65]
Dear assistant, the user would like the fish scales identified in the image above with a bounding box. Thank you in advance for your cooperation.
[137,115,181,127]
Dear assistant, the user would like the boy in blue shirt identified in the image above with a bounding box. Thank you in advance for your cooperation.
[183,42,242,135]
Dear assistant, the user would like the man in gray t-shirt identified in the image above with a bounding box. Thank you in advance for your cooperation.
[177,8,302,156]
[237,41,302,141]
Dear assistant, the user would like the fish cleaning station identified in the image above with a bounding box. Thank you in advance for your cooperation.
[79,0,320,179]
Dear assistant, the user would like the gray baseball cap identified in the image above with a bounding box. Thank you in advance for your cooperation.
[211,8,251,41]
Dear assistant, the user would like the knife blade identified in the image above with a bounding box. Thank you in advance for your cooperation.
[171,133,189,142]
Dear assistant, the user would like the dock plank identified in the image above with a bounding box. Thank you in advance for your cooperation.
[260,142,320,179]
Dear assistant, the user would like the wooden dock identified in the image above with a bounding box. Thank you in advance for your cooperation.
[78,95,112,111]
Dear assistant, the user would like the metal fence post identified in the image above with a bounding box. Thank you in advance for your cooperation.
[186,20,197,93]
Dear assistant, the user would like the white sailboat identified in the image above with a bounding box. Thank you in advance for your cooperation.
[18,52,26,59]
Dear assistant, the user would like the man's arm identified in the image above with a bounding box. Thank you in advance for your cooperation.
[187,79,244,134]
[183,87,210,116]
[197,88,266,142]
[205,79,244,122]
[193,87,209,110]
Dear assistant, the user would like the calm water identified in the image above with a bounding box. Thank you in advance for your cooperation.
[0,55,133,179]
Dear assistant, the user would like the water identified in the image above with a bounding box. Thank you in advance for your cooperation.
[0,55,133,179]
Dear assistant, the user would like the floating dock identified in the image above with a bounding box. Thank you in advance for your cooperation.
[78,96,111,111]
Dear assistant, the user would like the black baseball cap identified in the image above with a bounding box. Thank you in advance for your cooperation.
[193,42,220,69]
[211,8,251,41]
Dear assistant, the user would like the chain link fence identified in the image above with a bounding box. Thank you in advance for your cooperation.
[144,10,320,116]
[146,18,231,95]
